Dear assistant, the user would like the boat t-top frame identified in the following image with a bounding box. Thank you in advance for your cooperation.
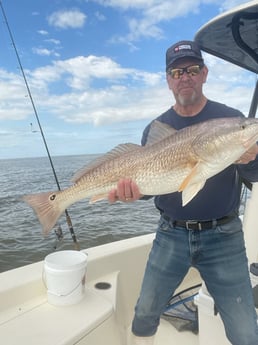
[195,0,258,117]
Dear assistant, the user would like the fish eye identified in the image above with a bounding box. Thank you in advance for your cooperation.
[241,124,246,129]
[50,194,56,201]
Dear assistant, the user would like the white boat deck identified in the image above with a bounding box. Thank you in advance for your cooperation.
[155,320,199,344]
[0,235,202,345]
[0,229,245,345]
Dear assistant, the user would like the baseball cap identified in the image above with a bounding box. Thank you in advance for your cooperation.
[166,40,203,71]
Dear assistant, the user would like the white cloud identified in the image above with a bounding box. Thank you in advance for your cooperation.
[94,0,252,44]
[32,47,60,57]
[23,56,166,127]
[48,82,170,126]
[0,70,32,121]
[93,0,203,43]
[32,48,51,56]
[0,54,167,126]
[47,9,87,29]
[38,30,48,35]
[203,54,255,115]
[45,38,61,45]
[94,0,250,12]
[95,11,106,21]
[29,55,162,90]
[30,54,254,124]
[92,0,158,10]
[0,52,254,132]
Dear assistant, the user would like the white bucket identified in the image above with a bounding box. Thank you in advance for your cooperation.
[44,250,88,306]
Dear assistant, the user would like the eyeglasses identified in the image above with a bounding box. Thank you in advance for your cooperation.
[167,64,204,79]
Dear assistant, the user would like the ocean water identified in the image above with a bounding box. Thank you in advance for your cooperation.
[0,155,159,273]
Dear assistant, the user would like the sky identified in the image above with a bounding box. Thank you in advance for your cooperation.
[0,0,256,159]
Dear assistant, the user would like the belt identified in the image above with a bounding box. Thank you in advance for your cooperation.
[162,214,235,230]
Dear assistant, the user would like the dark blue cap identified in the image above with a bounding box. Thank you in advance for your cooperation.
[166,40,203,70]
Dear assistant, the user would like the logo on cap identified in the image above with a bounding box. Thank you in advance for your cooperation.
[175,44,192,52]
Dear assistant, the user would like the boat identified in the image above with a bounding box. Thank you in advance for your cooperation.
[1,1,258,344]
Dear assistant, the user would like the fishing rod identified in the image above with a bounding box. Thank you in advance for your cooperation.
[0,1,80,250]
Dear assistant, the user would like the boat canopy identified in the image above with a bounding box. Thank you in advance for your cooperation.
[195,0,258,117]
[195,1,258,74]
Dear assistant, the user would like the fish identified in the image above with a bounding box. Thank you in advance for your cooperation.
[23,116,258,235]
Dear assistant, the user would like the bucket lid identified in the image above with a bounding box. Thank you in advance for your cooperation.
[45,250,88,270]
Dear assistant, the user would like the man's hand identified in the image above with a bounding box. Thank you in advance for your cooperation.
[236,144,258,164]
[108,178,142,203]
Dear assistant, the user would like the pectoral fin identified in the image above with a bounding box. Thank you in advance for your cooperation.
[182,181,206,206]
[178,162,200,192]
[178,161,207,206]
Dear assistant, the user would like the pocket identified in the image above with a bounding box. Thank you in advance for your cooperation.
[216,217,242,234]
[158,217,170,232]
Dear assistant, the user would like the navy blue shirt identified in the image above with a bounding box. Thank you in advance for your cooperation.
[141,100,258,220]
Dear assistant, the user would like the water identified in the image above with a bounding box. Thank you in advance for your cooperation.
[0,155,159,273]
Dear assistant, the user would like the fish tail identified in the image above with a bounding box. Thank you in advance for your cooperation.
[23,191,64,236]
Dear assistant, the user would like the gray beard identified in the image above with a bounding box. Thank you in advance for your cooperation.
[177,92,198,107]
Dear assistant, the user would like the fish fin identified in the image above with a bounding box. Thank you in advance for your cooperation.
[89,193,108,204]
[182,181,206,206]
[146,120,178,146]
[72,143,142,183]
[23,191,64,236]
[179,161,207,205]
[178,161,206,206]
[178,162,200,192]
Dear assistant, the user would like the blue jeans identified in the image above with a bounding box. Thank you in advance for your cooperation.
[132,216,258,345]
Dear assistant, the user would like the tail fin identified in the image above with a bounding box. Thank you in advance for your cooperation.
[23,191,64,236]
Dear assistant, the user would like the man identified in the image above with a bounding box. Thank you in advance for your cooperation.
[109,40,258,345]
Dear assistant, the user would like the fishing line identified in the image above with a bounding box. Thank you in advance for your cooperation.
[0,1,80,250]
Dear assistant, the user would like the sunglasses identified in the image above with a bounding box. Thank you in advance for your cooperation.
[168,64,204,79]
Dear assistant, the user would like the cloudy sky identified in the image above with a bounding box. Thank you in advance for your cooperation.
[0,0,256,159]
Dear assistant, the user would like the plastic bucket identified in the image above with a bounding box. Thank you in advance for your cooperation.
[44,250,88,306]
